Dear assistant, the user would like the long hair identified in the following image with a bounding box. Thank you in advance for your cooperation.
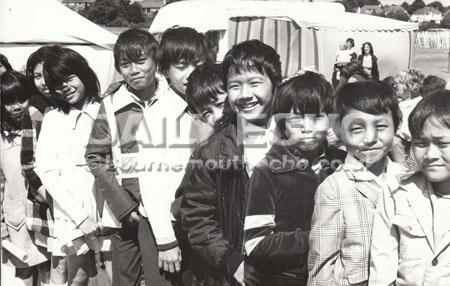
[43,46,100,113]
[1,71,33,137]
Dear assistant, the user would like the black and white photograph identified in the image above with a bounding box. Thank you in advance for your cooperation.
[1,0,450,285]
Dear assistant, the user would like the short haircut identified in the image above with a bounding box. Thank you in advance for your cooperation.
[1,70,33,134]
[0,54,12,71]
[346,38,355,48]
[222,39,282,89]
[420,75,446,98]
[114,28,158,72]
[335,81,402,132]
[186,63,224,114]
[341,60,365,79]
[43,46,100,113]
[361,42,374,56]
[273,71,333,134]
[25,45,58,95]
[157,27,215,74]
[409,90,450,139]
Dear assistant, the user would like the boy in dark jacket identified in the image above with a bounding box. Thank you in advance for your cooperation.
[243,72,346,285]
[178,39,282,285]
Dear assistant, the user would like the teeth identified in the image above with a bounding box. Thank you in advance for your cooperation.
[239,102,257,109]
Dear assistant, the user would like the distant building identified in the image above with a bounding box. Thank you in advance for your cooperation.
[132,0,166,16]
[61,0,95,12]
[359,5,383,15]
[411,6,442,23]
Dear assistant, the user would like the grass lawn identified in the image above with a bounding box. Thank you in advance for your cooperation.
[413,47,450,81]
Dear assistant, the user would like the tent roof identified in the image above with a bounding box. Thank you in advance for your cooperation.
[150,0,346,33]
[150,0,418,33]
[0,0,117,49]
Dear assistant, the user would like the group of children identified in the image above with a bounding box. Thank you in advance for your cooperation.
[1,25,450,286]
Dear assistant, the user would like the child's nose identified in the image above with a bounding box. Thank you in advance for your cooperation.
[363,128,377,145]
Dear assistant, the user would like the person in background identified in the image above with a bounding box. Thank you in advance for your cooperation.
[346,38,357,61]
[358,42,379,80]
[307,81,406,286]
[20,45,61,285]
[185,63,227,128]
[179,39,282,286]
[0,53,13,76]
[334,60,368,95]
[35,47,104,286]
[1,70,50,286]
[243,72,346,286]
[370,90,450,286]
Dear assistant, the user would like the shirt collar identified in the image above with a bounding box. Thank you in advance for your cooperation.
[69,102,100,130]
[343,153,406,190]
[110,73,168,112]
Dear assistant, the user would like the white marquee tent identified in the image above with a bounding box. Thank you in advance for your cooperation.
[0,0,119,92]
[150,0,419,80]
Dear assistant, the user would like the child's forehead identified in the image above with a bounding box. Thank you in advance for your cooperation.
[341,108,393,124]
[227,67,268,81]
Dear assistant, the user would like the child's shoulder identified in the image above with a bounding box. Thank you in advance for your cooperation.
[316,165,354,200]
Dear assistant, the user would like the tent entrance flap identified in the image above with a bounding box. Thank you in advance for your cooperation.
[228,17,319,79]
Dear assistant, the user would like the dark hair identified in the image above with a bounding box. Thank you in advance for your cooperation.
[25,45,58,96]
[335,81,402,132]
[0,70,33,135]
[273,72,333,134]
[420,75,446,98]
[409,90,450,139]
[346,38,355,48]
[0,54,12,72]
[361,42,374,56]
[186,63,224,114]
[43,46,100,113]
[114,28,158,72]
[222,39,282,89]
[341,60,365,79]
[157,27,215,74]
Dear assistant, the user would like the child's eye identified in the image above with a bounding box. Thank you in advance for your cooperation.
[34,74,41,80]
[120,62,130,68]
[228,84,240,90]
[413,140,427,148]
[216,101,225,107]
[438,141,450,148]
[250,81,262,87]
[350,127,363,133]
[376,124,388,129]
[201,110,211,118]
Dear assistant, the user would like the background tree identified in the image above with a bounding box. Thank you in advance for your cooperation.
[80,0,147,27]
[384,5,411,21]
[441,11,450,28]
[80,0,118,25]
[401,1,409,11]
[408,0,426,14]
[428,1,445,12]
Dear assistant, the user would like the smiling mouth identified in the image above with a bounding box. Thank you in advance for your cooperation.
[238,102,258,110]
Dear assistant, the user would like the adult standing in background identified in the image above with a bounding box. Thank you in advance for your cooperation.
[358,42,379,80]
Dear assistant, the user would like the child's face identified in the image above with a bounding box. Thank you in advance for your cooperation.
[339,108,395,166]
[3,100,28,123]
[413,117,450,184]
[227,69,273,126]
[166,59,200,96]
[118,53,157,93]
[0,62,7,76]
[198,89,227,126]
[284,111,330,152]
[54,74,86,108]
[363,44,371,55]
[33,62,51,98]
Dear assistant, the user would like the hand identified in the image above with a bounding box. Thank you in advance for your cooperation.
[126,211,140,226]
[78,217,99,237]
[233,261,245,286]
[158,246,182,273]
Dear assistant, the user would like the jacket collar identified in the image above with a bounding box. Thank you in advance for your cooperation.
[109,73,174,113]
[68,102,100,130]
[342,154,406,206]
